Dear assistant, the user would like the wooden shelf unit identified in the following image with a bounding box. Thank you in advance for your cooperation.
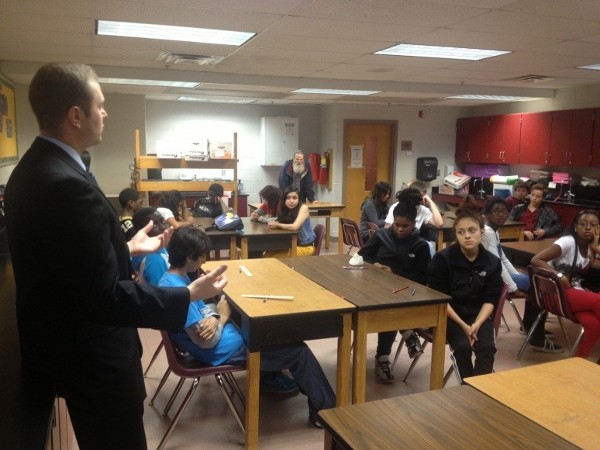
[134,130,238,210]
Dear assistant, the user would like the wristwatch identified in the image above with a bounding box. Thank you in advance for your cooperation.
[556,272,564,279]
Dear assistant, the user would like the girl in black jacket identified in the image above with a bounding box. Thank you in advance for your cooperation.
[428,209,503,380]
[359,190,431,383]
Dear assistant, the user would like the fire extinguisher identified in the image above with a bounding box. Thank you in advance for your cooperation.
[309,153,320,180]
[319,152,329,186]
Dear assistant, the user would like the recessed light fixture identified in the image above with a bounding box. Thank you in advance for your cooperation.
[178,96,254,104]
[97,20,255,46]
[578,64,600,71]
[446,94,536,101]
[99,78,199,88]
[292,88,381,96]
[376,43,510,61]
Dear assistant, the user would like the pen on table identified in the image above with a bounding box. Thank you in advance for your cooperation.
[411,288,416,295]
[239,265,253,277]
[241,295,294,302]
[392,286,409,294]
[342,266,367,270]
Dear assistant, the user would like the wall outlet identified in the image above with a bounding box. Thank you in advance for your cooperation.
[437,169,441,176]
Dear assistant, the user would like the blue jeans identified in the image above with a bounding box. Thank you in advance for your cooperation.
[226,342,335,414]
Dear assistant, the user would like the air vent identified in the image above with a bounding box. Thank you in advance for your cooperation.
[507,74,554,83]
[157,52,225,66]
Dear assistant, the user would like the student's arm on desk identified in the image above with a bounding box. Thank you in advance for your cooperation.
[268,204,309,230]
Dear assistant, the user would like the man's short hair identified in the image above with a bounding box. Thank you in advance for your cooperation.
[29,62,98,131]
[167,225,211,268]
[118,188,140,208]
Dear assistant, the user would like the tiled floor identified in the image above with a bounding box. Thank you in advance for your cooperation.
[139,239,599,450]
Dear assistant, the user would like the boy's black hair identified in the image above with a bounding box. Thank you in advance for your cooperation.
[484,196,509,215]
[159,190,185,219]
[118,187,140,208]
[168,225,212,268]
[132,206,164,234]
[208,183,224,197]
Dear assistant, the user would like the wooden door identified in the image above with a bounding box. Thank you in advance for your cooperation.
[343,121,396,224]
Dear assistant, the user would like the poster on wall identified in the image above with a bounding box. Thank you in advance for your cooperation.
[0,77,18,166]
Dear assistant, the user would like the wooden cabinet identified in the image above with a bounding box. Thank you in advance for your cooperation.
[455,116,488,163]
[592,109,600,167]
[487,114,521,164]
[517,112,552,164]
[261,117,298,166]
[550,109,593,166]
[134,130,239,211]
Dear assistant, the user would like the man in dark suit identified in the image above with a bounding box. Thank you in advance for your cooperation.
[5,63,227,449]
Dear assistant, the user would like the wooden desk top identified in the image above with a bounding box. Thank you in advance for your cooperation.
[319,385,577,449]
[501,239,554,258]
[194,217,297,237]
[203,258,354,319]
[466,358,600,449]
[249,202,345,211]
[285,254,449,311]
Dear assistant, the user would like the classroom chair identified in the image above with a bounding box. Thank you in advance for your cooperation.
[312,223,326,256]
[340,218,364,254]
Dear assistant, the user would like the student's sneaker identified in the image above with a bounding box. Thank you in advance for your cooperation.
[519,327,554,338]
[260,372,299,396]
[405,332,424,359]
[530,339,563,353]
[374,356,395,383]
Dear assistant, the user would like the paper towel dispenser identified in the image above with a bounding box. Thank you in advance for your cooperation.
[416,157,438,181]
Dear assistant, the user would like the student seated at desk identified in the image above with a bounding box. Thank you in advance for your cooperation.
[508,183,561,241]
[428,208,503,380]
[358,190,431,383]
[157,189,194,229]
[250,184,281,223]
[505,180,529,212]
[531,210,600,359]
[359,181,391,243]
[131,207,170,286]
[266,186,316,257]
[193,183,228,218]
[481,197,562,353]
[159,225,336,427]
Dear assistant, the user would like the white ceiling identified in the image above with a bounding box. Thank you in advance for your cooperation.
[2,0,600,106]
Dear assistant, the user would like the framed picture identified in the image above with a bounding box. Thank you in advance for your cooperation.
[0,76,18,166]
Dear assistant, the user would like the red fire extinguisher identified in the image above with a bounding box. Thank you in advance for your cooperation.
[319,152,329,186]
[309,153,320,180]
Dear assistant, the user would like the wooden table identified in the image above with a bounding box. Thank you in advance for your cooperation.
[249,202,345,250]
[284,254,450,403]
[319,385,576,450]
[501,239,554,261]
[194,217,298,259]
[466,358,600,449]
[204,258,355,450]
[436,214,524,250]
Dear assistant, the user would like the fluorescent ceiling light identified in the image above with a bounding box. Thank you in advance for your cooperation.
[97,20,255,46]
[578,64,600,71]
[99,78,199,88]
[292,88,381,96]
[376,43,510,60]
[178,96,254,104]
[446,94,536,101]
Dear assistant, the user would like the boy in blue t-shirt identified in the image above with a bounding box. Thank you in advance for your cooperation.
[159,225,335,427]
[131,207,169,285]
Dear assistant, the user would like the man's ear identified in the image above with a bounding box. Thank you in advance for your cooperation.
[67,106,82,129]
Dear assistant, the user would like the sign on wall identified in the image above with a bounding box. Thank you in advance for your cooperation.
[0,77,18,166]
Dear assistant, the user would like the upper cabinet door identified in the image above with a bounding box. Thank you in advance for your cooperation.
[455,116,489,163]
[519,112,552,164]
[549,110,572,166]
[569,108,594,167]
[488,114,521,164]
[591,109,600,167]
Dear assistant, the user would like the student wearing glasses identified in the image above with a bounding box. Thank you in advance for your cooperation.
[481,196,562,353]
[428,207,503,380]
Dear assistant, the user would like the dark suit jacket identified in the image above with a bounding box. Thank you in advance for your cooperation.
[5,137,190,410]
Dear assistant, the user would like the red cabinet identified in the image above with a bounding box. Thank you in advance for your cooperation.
[455,116,488,163]
[592,109,600,167]
[519,112,552,164]
[487,114,521,164]
[550,109,593,166]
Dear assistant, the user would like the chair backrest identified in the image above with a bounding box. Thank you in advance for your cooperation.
[366,221,379,239]
[492,282,509,336]
[527,265,577,321]
[312,224,326,256]
[340,217,364,250]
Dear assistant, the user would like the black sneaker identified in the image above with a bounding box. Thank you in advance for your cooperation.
[260,373,299,396]
[519,327,554,338]
[374,356,395,383]
[405,333,424,359]
[530,339,564,354]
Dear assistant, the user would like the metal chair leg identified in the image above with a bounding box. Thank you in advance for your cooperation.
[568,327,584,357]
[150,368,172,406]
[507,297,525,331]
[215,373,245,433]
[517,311,544,359]
[391,335,407,372]
[402,341,429,382]
[501,313,511,332]
[157,378,200,450]
[143,342,164,377]
[163,377,186,416]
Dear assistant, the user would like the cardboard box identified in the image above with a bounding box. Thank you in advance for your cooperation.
[444,171,471,189]
[184,140,209,161]
[156,139,181,159]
